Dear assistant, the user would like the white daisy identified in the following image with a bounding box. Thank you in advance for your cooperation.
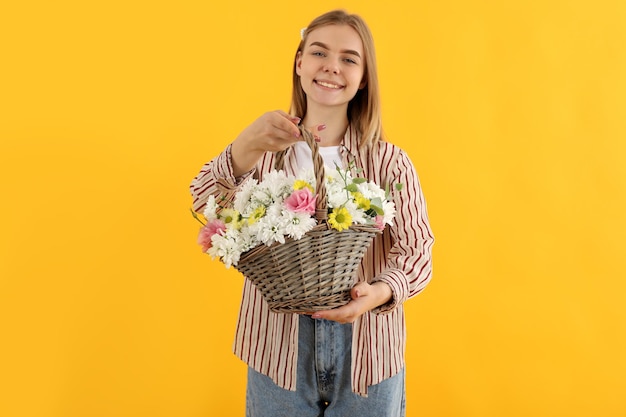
[203,195,219,221]
[256,214,289,246]
[382,200,397,226]
[208,232,242,268]
[283,210,317,240]
[327,185,349,209]
[234,178,258,213]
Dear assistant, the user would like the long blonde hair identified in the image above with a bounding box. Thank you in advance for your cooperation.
[290,10,384,146]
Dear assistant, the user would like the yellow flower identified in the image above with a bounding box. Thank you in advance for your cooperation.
[247,206,266,225]
[293,180,314,192]
[220,208,244,230]
[352,192,370,210]
[328,207,352,231]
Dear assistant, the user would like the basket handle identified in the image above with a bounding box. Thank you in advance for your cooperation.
[274,126,327,222]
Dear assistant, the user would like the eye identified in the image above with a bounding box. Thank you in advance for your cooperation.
[312,51,326,57]
[343,57,358,65]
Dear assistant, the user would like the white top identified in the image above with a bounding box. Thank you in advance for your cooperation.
[292,141,344,171]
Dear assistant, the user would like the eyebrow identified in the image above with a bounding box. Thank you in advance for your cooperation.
[309,41,362,58]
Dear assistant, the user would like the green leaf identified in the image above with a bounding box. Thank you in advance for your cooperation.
[370,197,384,215]
[352,177,367,184]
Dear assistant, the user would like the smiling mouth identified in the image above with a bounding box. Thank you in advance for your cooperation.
[315,80,344,89]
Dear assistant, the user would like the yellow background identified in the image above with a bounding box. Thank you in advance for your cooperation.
[1,0,625,416]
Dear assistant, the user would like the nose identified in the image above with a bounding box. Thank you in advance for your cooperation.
[323,60,340,74]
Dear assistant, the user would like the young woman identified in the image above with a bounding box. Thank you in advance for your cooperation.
[190,10,434,417]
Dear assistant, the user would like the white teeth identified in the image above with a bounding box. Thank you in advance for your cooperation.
[317,81,342,89]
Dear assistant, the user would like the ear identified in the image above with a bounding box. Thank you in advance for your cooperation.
[359,77,367,90]
[295,51,303,76]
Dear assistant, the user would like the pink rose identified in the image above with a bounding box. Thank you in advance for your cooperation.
[284,188,316,214]
[374,215,386,231]
[197,219,226,252]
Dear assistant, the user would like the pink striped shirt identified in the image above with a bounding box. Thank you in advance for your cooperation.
[190,126,434,396]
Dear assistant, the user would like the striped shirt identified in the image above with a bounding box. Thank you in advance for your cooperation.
[190,126,434,396]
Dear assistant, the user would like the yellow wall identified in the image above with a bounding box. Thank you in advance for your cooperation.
[1,1,625,416]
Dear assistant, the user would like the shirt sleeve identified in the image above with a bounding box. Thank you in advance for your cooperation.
[371,150,435,314]
[189,144,255,213]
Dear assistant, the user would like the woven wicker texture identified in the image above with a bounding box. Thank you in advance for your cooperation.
[234,126,381,313]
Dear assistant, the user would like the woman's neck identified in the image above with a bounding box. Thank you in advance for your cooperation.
[302,104,349,147]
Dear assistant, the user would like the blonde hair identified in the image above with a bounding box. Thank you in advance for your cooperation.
[290,10,384,146]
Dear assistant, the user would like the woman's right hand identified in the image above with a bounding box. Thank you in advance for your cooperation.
[230,111,302,177]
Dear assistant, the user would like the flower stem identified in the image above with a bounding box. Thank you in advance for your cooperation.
[190,208,206,226]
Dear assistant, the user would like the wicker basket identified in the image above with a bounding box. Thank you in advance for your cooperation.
[234,127,381,314]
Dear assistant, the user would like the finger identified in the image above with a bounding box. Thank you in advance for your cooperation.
[311,306,343,320]
[271,112,301,139]
[310,125,325,142]
[312,302,358,323]
[311,309,339,321]
[350,287,361,299]
[274,109,301,125]
[274,110,302,134]
[351,282,369,299]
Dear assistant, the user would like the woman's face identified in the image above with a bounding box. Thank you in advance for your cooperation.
[296,24,366,111]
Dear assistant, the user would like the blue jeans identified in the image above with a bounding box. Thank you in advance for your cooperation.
[246,315,405,417]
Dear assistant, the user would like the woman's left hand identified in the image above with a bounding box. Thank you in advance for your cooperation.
[310,281,392,324]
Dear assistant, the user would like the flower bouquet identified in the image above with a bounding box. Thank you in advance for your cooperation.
[193,129,397,313]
